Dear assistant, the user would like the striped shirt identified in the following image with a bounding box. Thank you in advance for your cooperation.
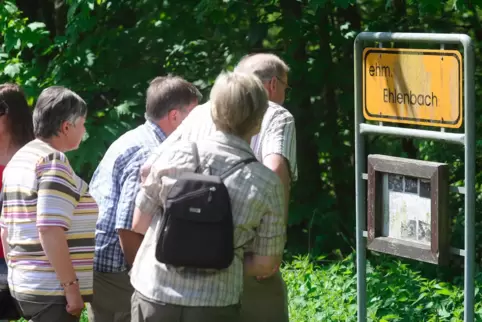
[142,101,298,182]
[131,132,286,306]
[0,139,98,303]
[0,165,5,259]
[90,121,166,272]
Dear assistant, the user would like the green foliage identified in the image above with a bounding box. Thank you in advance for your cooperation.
[283,255,482,321]
[3,0,482,318]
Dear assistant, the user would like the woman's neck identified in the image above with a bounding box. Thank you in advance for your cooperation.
[39,136,67,153]
[0,137,20,165]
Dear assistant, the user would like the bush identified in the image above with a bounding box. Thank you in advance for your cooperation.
[282,254,482,322]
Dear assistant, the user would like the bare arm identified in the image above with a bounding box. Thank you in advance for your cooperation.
[122,205,154,267]
[1,227,8,258]
[119,196,154,267]
[118,229,145,268]
[131,207,153,236]
[36,153,84,315]
[38,227,77,283]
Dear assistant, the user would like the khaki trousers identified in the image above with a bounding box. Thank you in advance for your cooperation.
[131,290,240,322]
[87,271,133,322]
[240,271,290,322]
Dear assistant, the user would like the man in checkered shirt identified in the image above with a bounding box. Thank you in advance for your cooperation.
[140,53,297,322]
[88,76,201,322]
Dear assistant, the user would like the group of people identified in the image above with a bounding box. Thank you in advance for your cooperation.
[0,53,297,322]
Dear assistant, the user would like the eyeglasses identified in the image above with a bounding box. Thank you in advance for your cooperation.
[275,76,291,93]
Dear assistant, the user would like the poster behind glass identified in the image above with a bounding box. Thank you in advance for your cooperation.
[382,173,431,245]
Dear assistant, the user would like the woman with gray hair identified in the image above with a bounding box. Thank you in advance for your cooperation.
[129,71,286,322]
[0,86,98,321]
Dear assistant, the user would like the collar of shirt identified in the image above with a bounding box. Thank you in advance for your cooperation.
[145,120,167,142]
[208,131,255,157]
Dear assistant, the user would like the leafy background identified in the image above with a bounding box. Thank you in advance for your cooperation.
[3,0,482,320]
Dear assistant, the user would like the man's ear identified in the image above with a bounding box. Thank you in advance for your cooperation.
[268,76,277,93]
[167,109,178,123]
[59,120,70,135]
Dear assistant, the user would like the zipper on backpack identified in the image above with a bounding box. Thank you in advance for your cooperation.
[207,186,216,202]
[169,186,217,203]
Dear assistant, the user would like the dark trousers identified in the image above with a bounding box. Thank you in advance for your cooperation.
[131,290,240,322]
[0,258,21,321]
[15,301,79,322]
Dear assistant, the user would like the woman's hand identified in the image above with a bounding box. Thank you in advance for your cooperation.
[64,283,84,317]
[256,264,280,281]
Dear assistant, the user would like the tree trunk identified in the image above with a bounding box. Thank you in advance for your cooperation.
[279,0,323,207]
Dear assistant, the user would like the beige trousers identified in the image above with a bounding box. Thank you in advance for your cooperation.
[240,271,290,322]
[87,270,133,322]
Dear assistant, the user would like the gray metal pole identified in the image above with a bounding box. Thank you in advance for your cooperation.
[462,35,475,322]
[357,32,467,44]
[354,35,367,322]
[359,124,465,145]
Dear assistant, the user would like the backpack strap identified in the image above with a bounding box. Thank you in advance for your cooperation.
[220,157,258,180]
[190,142,202,173]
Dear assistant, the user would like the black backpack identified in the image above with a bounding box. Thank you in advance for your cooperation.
[155,143,257,270]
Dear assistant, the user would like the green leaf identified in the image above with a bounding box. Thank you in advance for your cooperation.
[4,62,23,77]
[4,1,18,14]
[114,101,136,116]
[436,288,453,296]
[27,22,46,31]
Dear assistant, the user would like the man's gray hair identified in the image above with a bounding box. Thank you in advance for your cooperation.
[234,53,290,81]
[33,86,87,139]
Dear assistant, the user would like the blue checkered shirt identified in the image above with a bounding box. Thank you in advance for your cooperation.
[89,120,166,272]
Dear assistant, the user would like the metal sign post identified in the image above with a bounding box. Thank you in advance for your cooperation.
[354,32,475,321]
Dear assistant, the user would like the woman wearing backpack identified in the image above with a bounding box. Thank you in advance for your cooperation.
[129,71,286,322]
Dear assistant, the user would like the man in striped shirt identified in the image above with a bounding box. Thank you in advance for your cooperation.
[140,53,297,322]
[88,76,201,322]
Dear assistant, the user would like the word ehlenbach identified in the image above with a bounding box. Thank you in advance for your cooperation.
[383,88,438,107]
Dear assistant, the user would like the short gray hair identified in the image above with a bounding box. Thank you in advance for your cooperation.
[33,86,87,139]
[234,53,290,81]
[146,75,202,121]
[210,71,268,137]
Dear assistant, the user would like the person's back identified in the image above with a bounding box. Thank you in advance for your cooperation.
[90,121,167,271]
[131,136,285,307]
[130,71,285,322]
